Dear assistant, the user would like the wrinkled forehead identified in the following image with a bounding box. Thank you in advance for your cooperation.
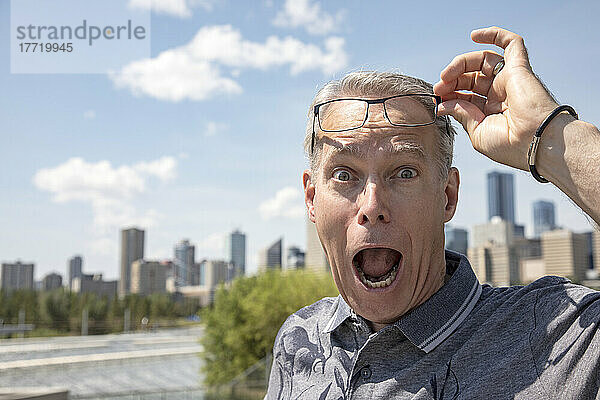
[319,128,435,163]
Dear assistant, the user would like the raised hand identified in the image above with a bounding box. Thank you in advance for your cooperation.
[433,26,561,171]
[435,26,600,225]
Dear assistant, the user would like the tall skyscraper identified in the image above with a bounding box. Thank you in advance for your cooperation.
[68,255,83,289]
[445,225,468,255]
[533,200,556,237]
[1,261,34,291]
[174,239,195,286]
[119,227,145,297]
[131,260,168,296]
[542,229,590,282]
[305,218,329,271]
[286,246,305,270]
[258,238,282,270]
[228,230,246,277]
[487,171,515,223]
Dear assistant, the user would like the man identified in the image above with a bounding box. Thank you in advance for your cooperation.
[266,27,600,399]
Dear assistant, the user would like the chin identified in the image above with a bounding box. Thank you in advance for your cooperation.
[343,260,414,324]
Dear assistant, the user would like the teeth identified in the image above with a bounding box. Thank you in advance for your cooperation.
[357,263,398,289]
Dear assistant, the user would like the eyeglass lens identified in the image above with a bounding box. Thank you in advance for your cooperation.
[318,95,436,132]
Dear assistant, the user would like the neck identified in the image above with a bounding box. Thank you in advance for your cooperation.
[369,321,388,332]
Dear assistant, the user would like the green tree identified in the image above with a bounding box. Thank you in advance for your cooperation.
[42,288,72,331]
[1,289,39,324]
[108,295,123,332]
[200,269,338,387]
[1,287,194,337]
[149,293,175,319]
[86,294,110,334]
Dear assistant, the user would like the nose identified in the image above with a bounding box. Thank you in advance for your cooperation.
[357,179,391,225]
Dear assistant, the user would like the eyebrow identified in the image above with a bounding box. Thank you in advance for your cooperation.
[327,141,426,160]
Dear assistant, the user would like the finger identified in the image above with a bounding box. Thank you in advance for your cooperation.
[437,99,486,135]
[440,85,507,117]
[439,91,487,114]
[471,26,531,69]
[434,71,494,98]
[439,50,503,83]
[483,99,505,115]
[471,26,521,49]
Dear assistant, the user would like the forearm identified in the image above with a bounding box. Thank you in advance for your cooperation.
[537,113,600,226]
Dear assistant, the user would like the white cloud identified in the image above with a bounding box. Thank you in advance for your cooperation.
[204,121,227,137]
[127,0,215,18]
[259,186,305,220]
[110,25,347,102]
[110,51,242,102]
[133,156,177,180]
[273,0,344,35]
[33,156,176,237]
[83,110,96,119]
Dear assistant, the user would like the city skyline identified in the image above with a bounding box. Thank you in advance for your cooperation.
[0,173,588,283]
[2,1,600,281]
[6,184,576,284]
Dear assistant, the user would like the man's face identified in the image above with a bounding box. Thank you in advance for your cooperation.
[303,98,459,326]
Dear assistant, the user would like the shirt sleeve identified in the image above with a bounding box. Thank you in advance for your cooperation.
[526,279,600,398]
[265,317,292,400]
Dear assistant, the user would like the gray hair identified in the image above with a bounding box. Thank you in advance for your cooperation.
[304,71,456,178]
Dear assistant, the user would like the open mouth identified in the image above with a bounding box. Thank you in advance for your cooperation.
[352,247,402,289]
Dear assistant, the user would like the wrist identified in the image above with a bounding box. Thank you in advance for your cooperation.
[535,113,581,182]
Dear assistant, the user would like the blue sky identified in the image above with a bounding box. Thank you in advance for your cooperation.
[1,0,600,280]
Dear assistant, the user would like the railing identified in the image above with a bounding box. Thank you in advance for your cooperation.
[0,324,34,335]
[212,355,270,400]
[70,385,266,400]
[70,387,205,399]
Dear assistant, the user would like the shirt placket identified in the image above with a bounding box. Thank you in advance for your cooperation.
[346,319,379,399]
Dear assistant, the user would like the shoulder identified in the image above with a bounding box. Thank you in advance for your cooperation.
[480,275,581,301]
[273,297,338,353]
[526,277,600,324]
[478,275,600,324]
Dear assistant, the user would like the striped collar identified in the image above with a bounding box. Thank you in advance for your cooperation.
[323,250,482,353]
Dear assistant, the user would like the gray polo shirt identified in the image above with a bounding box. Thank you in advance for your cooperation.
[265,251,600,399]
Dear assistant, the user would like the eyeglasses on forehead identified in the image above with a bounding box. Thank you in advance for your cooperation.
[310,93,445,154]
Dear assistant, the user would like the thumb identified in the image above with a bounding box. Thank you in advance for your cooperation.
[438,99,485,136]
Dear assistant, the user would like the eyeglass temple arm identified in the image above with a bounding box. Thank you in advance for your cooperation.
[310,105,319,154]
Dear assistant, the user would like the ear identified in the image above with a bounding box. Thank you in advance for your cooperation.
[443,167,460,223]
[303,169,316,223]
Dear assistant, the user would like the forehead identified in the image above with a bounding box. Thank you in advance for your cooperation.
[317,96,438,162]
[319,95,434,129]
[320,127,438,164]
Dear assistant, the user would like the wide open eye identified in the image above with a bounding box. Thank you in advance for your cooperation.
[396,167,417,179]
[332,169,353,182]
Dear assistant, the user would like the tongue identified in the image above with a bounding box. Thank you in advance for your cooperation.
[358,248,401,277]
